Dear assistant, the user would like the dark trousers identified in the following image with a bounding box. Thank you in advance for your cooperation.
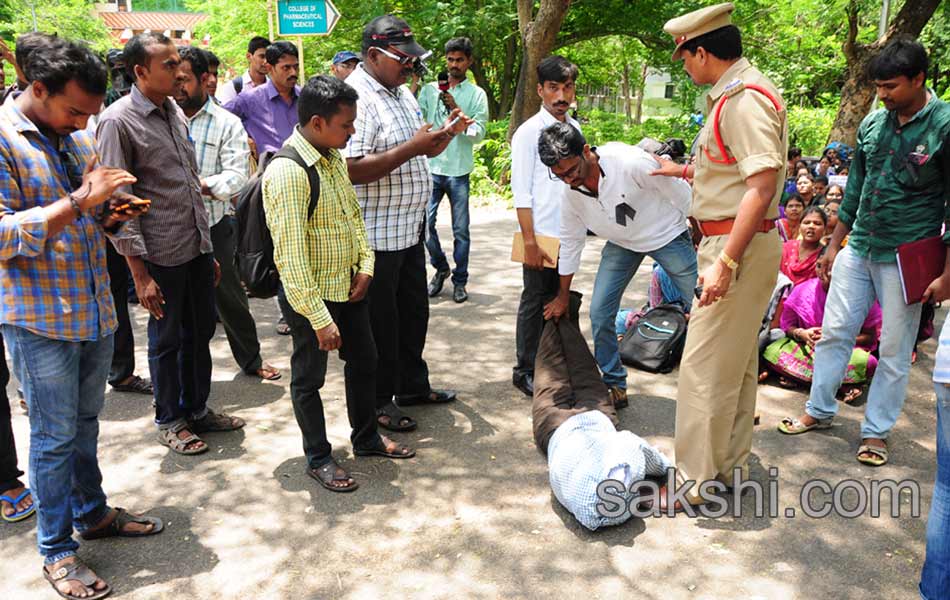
[146,253,217,427]
[514,265,560,378]
[0,335,23,494]
[532,292,616,453]
[107,242,135,386]
[277,291,381,468]
[211,216,263,373]
[369,243,431,408]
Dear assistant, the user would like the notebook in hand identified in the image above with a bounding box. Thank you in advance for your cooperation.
[895,235,946,305]
[511,233,559,269]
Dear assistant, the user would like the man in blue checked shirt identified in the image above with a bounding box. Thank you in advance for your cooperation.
[0,37,163,599]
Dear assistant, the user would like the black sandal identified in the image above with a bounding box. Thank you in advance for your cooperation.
[376,402,417,432]
[80,508,164,541]
[44,558,111,600]
[354,436,415,459]
[110,375,153,395]
[307,459,359,493]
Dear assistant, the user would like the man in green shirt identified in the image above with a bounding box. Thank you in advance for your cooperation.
[263,75,415,493]
[417,37,489,303]
[779,38,950,467]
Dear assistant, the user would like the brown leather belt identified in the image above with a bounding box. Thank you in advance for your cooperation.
[696,218,775,237]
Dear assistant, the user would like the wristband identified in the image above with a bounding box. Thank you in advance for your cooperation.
[718,250,739,270]
[68,193,83,219]
[681,164,689,179]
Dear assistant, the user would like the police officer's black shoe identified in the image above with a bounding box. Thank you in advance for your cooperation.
[453,284,468,303]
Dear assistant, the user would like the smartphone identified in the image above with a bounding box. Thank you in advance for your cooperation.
[113,198,151,214]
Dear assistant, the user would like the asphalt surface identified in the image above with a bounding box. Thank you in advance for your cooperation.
[0,205,941,599]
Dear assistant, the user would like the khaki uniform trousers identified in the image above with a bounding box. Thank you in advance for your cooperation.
[674,230,781,502]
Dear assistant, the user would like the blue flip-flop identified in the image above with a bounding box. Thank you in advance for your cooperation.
[1,489,36,522]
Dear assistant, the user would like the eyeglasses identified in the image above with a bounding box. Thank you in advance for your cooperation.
[548,158,583,182]
[373,46,418,66]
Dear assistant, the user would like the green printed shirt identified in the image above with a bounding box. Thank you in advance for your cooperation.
[417,79,489,176]
[839,91,950,262]
[262,129,374,330]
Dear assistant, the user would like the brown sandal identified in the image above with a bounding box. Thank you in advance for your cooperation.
[80,507,164,540]
[189,409,245,433]
[44,558,112,600]
[157,424,208,455]
[307,459,359,493]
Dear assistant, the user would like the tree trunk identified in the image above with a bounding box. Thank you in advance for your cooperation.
[634,63,648,125]
[497,33,520,119]
[829,0,942,146]
[470,60,500,121]
[507,0,572,140]
[622,61,631,123]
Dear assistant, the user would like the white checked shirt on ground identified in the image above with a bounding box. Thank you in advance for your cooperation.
[511,108,581,238]
[187,97,250,227]
[547,410,672,531]
[343,64,431,251]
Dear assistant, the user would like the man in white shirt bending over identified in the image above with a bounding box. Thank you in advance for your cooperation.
[539,122,698,408]
[510,55,581,398]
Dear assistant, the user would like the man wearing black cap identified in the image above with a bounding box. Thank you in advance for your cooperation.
[344,14,472,433]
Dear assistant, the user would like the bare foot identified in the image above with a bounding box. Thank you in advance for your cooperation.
[1,485,32,517]
[45,556,108,599]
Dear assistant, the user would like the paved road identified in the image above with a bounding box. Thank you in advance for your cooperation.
[1,205,940,599]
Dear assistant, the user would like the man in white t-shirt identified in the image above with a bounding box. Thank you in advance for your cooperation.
[539,122,698,406]
[510,56,581,397]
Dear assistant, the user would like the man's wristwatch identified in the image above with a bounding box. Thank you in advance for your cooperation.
[718,250,739,270]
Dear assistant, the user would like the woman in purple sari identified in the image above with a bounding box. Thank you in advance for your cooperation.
[762,258,881,403]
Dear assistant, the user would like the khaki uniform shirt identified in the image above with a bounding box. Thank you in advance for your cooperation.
[691,58,788,221]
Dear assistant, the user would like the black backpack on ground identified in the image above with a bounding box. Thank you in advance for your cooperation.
[618,303,688,374]
[234,145,319,298]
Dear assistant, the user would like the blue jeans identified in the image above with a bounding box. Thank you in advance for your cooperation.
[2,325,113,564]
[590,232,697,389]
[805,245,921,439]
[921,382,950,599]
[425,174,470,286]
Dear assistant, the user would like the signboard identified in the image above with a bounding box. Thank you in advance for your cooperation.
[276,0,341,37]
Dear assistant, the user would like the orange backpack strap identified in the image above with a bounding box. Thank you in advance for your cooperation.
[704,82,784,165]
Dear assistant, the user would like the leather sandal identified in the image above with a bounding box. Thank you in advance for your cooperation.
[158,424,208,455]
[44,558,112,600]
[307,459,359,493]
[80,508,163,540]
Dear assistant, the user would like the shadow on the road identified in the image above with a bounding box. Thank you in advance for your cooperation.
[78,505,219,597]
[159,429,248,474]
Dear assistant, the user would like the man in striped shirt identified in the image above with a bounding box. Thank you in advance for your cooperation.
[98,33,245,456]
[263,75,414,492]
[175,46,281,382]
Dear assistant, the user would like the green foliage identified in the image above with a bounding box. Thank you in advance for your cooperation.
[787,105,836,155]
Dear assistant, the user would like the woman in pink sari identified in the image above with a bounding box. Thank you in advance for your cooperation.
[762,256,881,403]
[780,206,825,284]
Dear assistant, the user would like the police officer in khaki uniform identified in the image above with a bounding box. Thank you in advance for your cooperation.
[652,3,787,509]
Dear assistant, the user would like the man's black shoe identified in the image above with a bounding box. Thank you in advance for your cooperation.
[453,284,468,303]
[428,269,450,297]
[512,373,533,397]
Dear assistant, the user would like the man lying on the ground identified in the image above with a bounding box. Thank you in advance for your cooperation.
[533,293,672,531]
